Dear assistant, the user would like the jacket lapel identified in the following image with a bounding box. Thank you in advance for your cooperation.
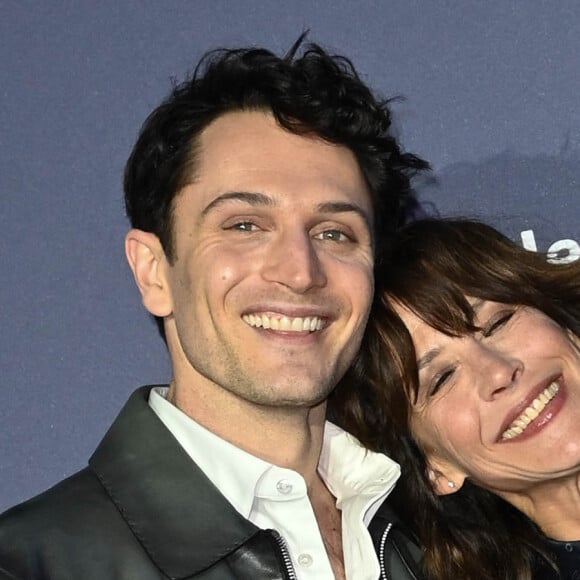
[88,386,259,578]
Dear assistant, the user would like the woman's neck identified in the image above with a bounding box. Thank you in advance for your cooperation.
[501,474,580,541]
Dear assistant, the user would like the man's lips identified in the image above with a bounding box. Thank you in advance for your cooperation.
[242,313,327,332]
[499,376,563,441]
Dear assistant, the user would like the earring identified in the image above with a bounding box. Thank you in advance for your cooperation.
[447,480,455,488]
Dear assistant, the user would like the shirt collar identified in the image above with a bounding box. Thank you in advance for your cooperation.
[318,422,400,524]
[149,386,400,523]
[149,386,270,518]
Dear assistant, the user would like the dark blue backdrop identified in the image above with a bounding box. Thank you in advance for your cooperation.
[1,0,578,510]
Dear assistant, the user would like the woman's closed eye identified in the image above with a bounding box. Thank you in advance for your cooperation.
[429,367,455,396]
[481,310,516,338]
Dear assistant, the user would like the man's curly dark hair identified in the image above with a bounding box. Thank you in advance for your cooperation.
[124,34,429,264]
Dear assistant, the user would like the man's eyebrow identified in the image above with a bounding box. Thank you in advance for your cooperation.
[315,201,372,231]
[417,348,441,371]
[201,195,372,228]
[201,191,275,216]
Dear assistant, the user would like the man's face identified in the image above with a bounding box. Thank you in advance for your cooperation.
[160,110,374,409]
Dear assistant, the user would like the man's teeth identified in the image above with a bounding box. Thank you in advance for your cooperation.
[501,382,560,440]
[242,314,325,332]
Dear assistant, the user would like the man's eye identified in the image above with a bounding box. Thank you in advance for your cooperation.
[228,221,258,232]
[482,311,515,337]
[315,229,350,242]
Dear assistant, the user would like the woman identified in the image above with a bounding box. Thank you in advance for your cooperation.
[332,218,580,579]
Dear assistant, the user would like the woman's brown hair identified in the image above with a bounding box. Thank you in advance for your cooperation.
[331,218,580,579]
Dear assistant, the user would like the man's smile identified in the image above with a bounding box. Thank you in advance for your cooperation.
[242,313,327,332]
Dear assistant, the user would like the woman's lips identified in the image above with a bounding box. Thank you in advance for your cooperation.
[499,377,566,442]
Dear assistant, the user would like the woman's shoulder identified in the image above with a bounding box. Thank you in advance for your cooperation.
[369,500,426,580]
[548,539,580,580]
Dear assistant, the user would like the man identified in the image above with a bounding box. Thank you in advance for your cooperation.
[0,38,428,579]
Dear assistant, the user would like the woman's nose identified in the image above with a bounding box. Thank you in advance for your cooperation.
[477,344,523,400]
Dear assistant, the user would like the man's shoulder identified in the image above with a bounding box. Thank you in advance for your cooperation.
[0,467,156,579]
[0,467,111,538]
[0,385,156,539]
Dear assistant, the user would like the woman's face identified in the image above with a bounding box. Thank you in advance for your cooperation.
[396,300,580,496]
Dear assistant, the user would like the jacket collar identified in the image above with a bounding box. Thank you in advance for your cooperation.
[88,386,259,579]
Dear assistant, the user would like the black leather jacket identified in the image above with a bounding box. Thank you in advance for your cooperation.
[0,387,424,580]
[370,503,424,580]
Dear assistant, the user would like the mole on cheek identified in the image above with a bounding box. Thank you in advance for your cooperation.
[220,266,236,282]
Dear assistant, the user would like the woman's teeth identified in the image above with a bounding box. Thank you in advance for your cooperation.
[501,381,559,440]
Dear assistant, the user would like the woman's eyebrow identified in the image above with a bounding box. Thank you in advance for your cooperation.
[417,347,441,371]
[469,298,485,313]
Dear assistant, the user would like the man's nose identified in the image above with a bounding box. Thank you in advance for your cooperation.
[261,229,327,293]
[476,344,523,400]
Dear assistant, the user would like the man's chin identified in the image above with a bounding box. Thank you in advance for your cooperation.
[241,381,335,410]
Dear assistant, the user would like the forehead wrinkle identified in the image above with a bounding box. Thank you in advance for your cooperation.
[201,191,275,217]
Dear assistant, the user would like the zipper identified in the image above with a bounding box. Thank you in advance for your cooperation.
[270,529,299,580]
[378,522,393,580]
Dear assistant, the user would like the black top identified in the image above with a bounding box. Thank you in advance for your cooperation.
[550,539,580,580]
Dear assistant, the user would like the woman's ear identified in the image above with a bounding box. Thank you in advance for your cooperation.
[125,229,173,317]
[426,458,466,496]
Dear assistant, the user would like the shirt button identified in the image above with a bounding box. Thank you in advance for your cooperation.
[298,553,313,567]
[276,479,293,495]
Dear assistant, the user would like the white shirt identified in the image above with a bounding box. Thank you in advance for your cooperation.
[149,386,400,579]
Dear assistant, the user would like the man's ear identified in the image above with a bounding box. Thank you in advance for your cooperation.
[426,456,466,496]
[125,229,173,317]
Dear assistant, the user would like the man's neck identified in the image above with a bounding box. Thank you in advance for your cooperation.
[167,380,327,486]
[167,380,355,580]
